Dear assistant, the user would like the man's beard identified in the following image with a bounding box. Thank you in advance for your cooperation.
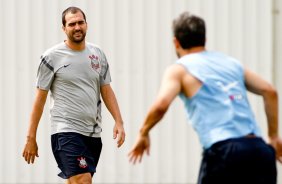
[69,30,86,43]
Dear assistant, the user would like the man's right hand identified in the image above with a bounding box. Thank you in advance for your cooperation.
[128,133,150,164]
[22,137,39,164]
[269,136,282,163]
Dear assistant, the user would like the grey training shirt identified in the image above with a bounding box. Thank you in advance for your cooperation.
[36,42,111,137]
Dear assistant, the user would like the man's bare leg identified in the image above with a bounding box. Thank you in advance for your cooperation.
[68,173,92,184]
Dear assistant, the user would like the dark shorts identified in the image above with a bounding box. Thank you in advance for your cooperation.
[51,132,102,179]
[198,137,277,184]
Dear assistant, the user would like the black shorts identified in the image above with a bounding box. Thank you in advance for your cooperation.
[51,132,102,179]
[197,137,277,184]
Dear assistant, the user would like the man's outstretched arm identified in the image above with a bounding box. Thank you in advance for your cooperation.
[128,64,185,164]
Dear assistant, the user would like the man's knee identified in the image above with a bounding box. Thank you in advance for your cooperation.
[69,173,92,184]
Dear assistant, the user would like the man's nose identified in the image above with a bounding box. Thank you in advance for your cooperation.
[74,23,81,30]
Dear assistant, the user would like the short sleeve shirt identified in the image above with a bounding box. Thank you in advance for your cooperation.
[36,42,111,137]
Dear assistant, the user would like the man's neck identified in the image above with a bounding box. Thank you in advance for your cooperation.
[180,46,205,57]
[65,40,85,51]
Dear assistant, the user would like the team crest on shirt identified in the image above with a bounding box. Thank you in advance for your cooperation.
[89,55,101,73]
[77,157,88,168]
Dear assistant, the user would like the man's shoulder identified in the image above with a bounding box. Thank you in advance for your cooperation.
[86,42,100,48]
[86,42,104,53]
[42,42,66,57]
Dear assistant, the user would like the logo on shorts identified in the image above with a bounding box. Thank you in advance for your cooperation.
[77,157,88,168]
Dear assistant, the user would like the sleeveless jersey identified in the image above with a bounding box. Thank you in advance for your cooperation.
[177,51,261,148]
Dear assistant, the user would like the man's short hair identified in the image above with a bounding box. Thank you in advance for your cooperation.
[173,12,206,49]
[62,6,87,26]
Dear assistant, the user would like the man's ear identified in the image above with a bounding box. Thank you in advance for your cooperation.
[173,37,181,49]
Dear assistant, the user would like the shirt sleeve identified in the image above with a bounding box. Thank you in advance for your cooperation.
[36,55,55,90]
[99,50,111,86]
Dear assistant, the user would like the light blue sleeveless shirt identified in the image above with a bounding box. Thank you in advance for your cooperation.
[177,51,261,149]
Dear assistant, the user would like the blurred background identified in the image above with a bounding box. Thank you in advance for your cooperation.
[0,0,281,183]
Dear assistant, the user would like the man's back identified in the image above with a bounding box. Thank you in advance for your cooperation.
[177,51,261,148]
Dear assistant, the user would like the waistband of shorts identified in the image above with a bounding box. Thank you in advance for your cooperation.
[206,134,261,151]
[51,131,101,138]
[244,133,257,138]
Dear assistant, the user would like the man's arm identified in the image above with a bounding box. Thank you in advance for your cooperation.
[139,65,184,136]
[244,69,278,138]
[22,88,48,164]
[244,68,282,162]
[100,84,125,148]
[128,64,185,164]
